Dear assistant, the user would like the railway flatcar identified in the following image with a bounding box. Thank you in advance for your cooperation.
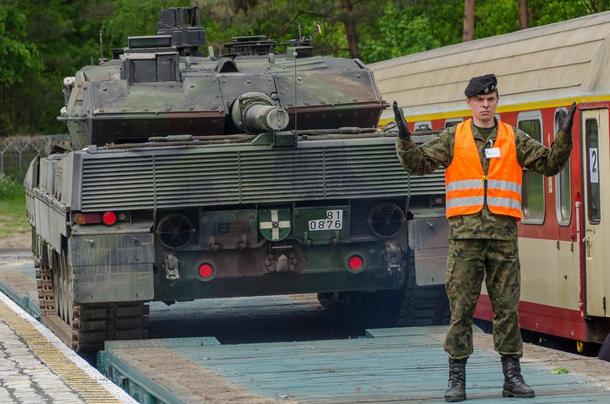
[370,11,610,351]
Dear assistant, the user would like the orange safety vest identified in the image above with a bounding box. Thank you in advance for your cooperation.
[445,119,523,220]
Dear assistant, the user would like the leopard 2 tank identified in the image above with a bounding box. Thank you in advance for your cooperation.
[24,6,449,351]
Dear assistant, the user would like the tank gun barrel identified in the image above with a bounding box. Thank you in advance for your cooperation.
[231,92,289,133]
[242,104,289,133]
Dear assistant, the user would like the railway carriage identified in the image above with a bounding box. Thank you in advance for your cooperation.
[370,11,610,349]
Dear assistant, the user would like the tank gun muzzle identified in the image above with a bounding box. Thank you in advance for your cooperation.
[231,92,289,133]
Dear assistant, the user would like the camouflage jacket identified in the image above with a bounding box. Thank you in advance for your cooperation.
[395,119,573,240]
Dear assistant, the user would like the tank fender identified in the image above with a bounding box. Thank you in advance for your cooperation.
[407,209,448,286]
[68,222,154,303]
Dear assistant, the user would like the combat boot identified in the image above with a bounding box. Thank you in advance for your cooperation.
[444,358,467,402]
[501,355,535,398]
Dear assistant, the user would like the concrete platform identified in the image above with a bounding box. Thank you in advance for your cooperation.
[0,291,134,403]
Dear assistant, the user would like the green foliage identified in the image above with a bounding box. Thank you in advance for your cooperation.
[198,0,352,58]
[0,175,22,198]
[104,0,191,52]
[475,0,519,39]
[0,1,43,134]
[360,2,441,63]
[0,175,28,238]
[3,0,610,135]
[551,367,569,374]
[0,2,42,87]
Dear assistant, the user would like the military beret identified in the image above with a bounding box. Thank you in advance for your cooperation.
[464,74,497,97]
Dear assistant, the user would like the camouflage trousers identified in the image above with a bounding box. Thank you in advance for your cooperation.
[444,238,523,359]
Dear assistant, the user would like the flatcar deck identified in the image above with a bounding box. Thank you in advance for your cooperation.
[101,326,610,403]
[2,251,610,403]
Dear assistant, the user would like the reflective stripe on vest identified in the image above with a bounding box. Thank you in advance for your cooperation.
[445,119,523,220]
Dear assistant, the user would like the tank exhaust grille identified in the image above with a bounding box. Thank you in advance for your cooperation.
[156,214,194,249]
[79,142,445,211]
[368,203,405,238]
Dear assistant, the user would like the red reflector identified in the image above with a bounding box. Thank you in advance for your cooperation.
[102,211,117,226]
[348,255,364,271]
[198,263,214,278]
[74,212,101,225]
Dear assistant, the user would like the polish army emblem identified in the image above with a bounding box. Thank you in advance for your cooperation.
[258,209,291,241]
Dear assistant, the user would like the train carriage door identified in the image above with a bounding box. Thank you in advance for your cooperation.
[582,109,610,317]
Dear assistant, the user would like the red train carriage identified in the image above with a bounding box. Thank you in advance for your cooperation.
[370,11,610,349]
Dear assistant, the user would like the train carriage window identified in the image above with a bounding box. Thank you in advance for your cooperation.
[585,118,601,224]
[555,108,571,225]
[414,121,432,132]
[444,118,463,128]
[518,111,545,223]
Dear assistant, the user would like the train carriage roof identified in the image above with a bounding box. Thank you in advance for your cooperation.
[369,11,610,121]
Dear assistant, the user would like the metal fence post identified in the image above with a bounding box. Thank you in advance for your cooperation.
[18,150,23,179]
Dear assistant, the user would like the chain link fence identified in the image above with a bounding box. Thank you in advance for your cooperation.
[0,135,70,182]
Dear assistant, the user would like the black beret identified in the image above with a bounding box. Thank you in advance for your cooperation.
[465,74,497,97]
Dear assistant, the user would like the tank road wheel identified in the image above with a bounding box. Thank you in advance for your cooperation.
[51,252,62,318]
[37,245,149,352]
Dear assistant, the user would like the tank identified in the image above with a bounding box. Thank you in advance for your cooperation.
[25,7,449,351]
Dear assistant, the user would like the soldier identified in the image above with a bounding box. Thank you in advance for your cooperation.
[393,74,575,402]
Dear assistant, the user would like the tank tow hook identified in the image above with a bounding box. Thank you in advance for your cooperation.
[265,244,298,273]
[163,254,180,283]
[383,242,402,275]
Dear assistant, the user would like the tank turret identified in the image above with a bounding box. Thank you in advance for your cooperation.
[59,6,386,149]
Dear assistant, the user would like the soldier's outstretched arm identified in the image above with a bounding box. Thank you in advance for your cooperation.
[393,101,411,142]
[393,113,452,176]
[517,102,575,176]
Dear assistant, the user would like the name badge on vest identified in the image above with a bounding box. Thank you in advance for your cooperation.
[485,147,501,159]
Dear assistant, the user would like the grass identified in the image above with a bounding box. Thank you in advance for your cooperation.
[0,176,30,238]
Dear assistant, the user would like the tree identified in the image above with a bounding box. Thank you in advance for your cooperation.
[475,0,519,38]
[464,0,475,41]
[0,1,42,135]
[359,1,454,63]
[519,0,529,29]
[4,0,610,135]
[292,0,386,59]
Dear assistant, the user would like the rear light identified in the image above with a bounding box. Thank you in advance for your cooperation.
[102,211,117,226]
[347,255,364,272]
[74,212,101,225]
[198,263,215,279]
[74,211,128,225]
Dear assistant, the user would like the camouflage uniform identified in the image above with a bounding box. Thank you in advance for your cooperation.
[396,120,572,359]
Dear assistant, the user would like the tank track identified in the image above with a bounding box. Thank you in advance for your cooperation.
[394,284,451,327]
[394,249,450,327]
[36,263,149,352]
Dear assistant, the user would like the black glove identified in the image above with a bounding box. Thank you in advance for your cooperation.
[560,102,577,134]
[392,101,411,140]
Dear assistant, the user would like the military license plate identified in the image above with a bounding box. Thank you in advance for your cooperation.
[308,209,343,231]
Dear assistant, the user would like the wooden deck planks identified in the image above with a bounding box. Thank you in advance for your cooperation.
[105,326,610,403]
